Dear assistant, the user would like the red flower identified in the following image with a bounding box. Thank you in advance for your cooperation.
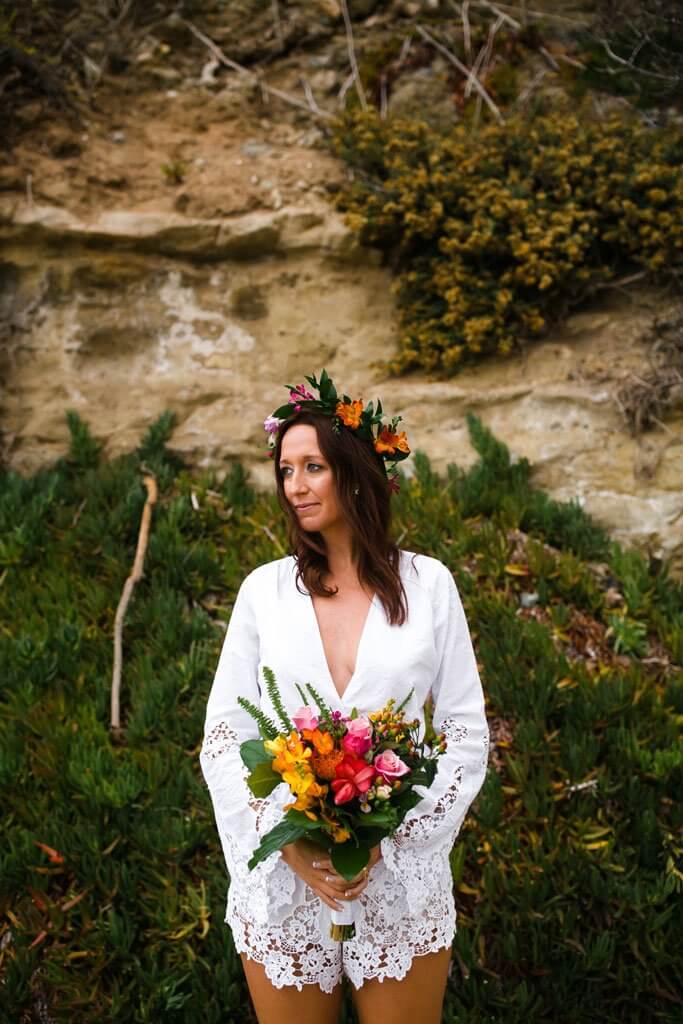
[330,754,376,805]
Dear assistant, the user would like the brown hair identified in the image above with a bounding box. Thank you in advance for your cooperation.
[273,411,408,626]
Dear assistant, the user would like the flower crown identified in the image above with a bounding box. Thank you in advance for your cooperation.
[263,369,410,492]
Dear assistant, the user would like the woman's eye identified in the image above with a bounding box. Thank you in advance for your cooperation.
[308,463,322,472]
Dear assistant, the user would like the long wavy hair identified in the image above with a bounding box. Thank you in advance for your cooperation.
[273,411,408,626]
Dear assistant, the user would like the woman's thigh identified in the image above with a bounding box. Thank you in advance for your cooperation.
[350,945,452,1024]
[240,953,344,1024]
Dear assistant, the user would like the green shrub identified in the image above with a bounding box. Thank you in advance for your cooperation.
[331,108,683,375]
[0,411,681,1021]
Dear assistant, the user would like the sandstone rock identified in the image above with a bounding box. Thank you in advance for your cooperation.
[1,197,682,575]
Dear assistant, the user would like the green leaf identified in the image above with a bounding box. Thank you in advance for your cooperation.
[356,808,396,827]
[240,739,272,771]
[246,761,281,798]
[284,809,324,831]
[272,403,295,419]
[247,821,308,869]
[331,842,371,881]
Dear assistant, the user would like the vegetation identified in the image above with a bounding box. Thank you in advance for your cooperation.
[332,108,683,376]
[1,411,681,1022]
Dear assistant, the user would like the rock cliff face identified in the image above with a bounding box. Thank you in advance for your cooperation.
[2,197,681,572]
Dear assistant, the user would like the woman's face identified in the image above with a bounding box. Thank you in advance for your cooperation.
[279,423,345,535]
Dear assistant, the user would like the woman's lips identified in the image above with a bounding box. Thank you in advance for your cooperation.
[295,503,318,511]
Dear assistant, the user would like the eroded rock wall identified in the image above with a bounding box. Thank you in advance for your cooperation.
[1,198,681,573]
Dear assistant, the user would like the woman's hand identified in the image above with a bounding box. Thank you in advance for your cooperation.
[281,839,382,912]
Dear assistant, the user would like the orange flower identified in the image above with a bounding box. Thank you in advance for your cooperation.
[375,428,410,456]
[312,747,346,781]
[302,728,335,755]
[320,807,352,844]
[336,399,363,429]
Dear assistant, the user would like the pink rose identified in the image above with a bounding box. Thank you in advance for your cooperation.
[291,706,319,732]
[374,749,410,781]
[341,716,373,756]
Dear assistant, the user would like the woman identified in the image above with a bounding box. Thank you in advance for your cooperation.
[200,372,489,1024]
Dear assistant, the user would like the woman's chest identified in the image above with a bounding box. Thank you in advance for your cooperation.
[256,579,439,714]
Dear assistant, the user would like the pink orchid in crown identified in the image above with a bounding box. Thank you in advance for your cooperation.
[263,415,281,435]
[341,716,373,757]
[291,706,319,732]
[374,749,410,781]
[289,383,315,412]
[331,754,377,805]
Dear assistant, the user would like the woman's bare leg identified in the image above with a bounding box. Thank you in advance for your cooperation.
[351,945,452,1024]
[240,953,343,1024]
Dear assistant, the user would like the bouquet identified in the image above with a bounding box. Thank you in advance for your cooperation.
[238,666,447,940]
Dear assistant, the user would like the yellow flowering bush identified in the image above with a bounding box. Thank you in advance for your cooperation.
[331,109,683,375]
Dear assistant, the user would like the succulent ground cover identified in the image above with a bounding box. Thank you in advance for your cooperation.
[1,411,681,1022]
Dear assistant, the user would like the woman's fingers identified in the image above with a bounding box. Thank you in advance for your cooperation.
[315,884,343,911]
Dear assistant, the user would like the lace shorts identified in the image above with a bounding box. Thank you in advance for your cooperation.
[227,858,457,993]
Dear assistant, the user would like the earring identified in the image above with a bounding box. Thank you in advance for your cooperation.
[354,487,359,495]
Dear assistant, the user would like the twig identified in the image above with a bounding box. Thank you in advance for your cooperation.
[300,76,327,117]
[111,474,158,733]
[271,0,285,51]
[471,0,518,30]
[416,23,505,125]
[379,73,388,119]
[464,13,504,100]
[339,0,368,112]
[397,35,413,68]
[337,69,356,107]
[183,19,334,121]
[462,1,473,64]
[25,173,34,207]
[469,0,590,26]
[596,34,680,81]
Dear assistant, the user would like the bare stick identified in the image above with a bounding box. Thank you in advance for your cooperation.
[340,0,368,111]
[183,19,334,120]
[111,474,158,733]
[417,23,505,124]
[470,0,590,26]
[462,0,473,64]
[465,13,504,99]
[300,76,327,118]
[271,0,285,51]
[337,69,356,107]
[397,35,413,68]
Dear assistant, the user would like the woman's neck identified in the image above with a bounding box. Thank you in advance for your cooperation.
[320,524,356,581]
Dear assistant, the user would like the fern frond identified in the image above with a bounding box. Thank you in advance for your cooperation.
[237,696,278,740]
[395,687,415,714]
[295,682,309,707]
[262,665,294,733]
[305,682,332,719]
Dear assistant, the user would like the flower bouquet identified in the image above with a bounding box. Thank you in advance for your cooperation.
[238,666,447,940]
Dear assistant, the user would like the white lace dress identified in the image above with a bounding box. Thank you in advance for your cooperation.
[199,550,490,993]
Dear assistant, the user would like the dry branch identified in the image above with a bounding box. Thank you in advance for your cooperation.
[182,19,335,121]
[416,23,505,125]
[340,0,368,112]
[111,474,158,733]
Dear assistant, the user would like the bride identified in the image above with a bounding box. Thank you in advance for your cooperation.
[200,371,489,1024]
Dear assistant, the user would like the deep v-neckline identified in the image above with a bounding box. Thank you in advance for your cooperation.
[305,588,376,703]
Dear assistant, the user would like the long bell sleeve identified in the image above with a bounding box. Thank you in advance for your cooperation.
[199,570,296,927]
[380,562,490,916]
